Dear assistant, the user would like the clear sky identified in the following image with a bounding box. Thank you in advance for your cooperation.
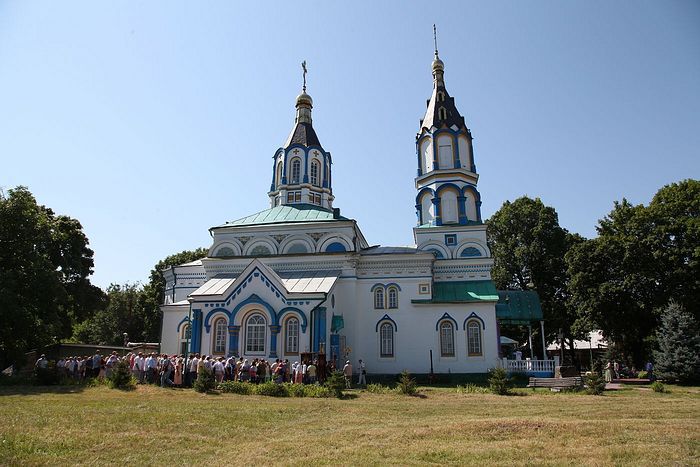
[1,1,699,289]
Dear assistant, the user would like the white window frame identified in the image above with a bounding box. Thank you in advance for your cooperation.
[379,322,394,358]
[285,317,299,355]
[439,321,455,357]
[212,318,227,355]
[291,158,301,184]
[310,160,320,186]
[374,288,384,309]
[245,314,266,355]
[467,320,482,356]
[387,287,398,309]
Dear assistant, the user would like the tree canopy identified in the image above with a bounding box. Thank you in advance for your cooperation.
[0,186,104,367]
[567,179,699,364]
[487,196,583,356]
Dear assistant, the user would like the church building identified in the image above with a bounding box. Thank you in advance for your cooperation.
[159,45,541,375]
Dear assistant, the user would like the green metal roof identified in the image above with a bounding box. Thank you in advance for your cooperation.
[495,290,543,324]
[213,204,349,229]
[412,280,499,304]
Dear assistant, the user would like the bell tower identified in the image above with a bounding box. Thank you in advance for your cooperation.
[414,27,482,228]
[268,62,334,210]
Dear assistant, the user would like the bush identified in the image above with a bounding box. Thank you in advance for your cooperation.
[651,381,667,393]
[193,367,216,393]
[325,371,346,398]
[108,359,136,390]
[637,370,649,379]
[254,381,289,397]
[585,372,606,395]
[303,384,333,398]
[488,367,512,395]
[218,381,253,395]
[397,370,417,396]
[366,383,391,394]
[284,383,307,398]
[456,383,489,394]
[34,363,60,386]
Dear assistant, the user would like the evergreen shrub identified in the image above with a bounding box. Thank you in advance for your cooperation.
[488,367,512,395]
[193,367,216,393]
[585,372,606,395]
[325,371,346,398]
[108,359,136,390]
[653,302,700,384]
[397,370,417,396]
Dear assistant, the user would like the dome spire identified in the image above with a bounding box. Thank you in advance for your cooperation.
[295,60,313,124]
[432,25,445,87]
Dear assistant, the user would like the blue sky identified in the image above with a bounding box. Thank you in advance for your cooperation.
[1,1,698,289]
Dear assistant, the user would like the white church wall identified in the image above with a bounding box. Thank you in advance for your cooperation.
[161,306,189,356]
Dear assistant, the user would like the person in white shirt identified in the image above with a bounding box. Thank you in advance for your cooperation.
[357,359,366,387]
[188,354,199,387]
[213,358,225,383]
[145,353,158,384]
[132,352,145,383]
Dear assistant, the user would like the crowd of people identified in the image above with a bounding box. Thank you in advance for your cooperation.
[35,350,370,388]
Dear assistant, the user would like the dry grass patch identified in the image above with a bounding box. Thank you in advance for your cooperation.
[0,384,698,465]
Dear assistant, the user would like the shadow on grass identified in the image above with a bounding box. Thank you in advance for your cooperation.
[0,384,89,396]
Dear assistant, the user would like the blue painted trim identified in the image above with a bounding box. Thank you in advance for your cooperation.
[435,312,458,331]
[375,314,397,332]
[463,312,486,331]
[191,309,203,353]
[435,182,462,196]
[370,283,385,293]
[277,307,308,333]
[203,308,231,333]
[230,293,279,327]
[176,316,191,333]
[385,283,402,291]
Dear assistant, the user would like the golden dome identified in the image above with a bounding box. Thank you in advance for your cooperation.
[296,92,313,107]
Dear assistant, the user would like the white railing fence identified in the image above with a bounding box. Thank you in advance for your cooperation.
[500,358,555,374]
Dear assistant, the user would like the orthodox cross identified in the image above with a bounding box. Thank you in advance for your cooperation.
[433,24,439,57]
[302,60,307,92]
[293,149,300,155]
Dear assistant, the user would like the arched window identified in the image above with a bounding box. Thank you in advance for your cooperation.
[374,288,384,309]
[250,245,271,256]
[310,160,320,186]
[291,158,301,184]
[180,324,191,355]
[380,322,394,358]
[387,287,398,309]
[437,91,445,102]
[467,321,482,356]
[245,314,266,354]
[286,243,308,254]
[276,161,283,187]
[460,247,482,258]
[325,242,347,253]
[441,190,458,224]
[212,318,227,355]
[439,321,455,357]
[285,317,299,354]
[215,246,235,257]
[438,107,447,120]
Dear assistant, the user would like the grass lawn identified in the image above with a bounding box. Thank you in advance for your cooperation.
[0,384,698,465]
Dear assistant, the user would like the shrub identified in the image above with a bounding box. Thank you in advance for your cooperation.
[397,370,417,396]
[366,383,391,394]
[488,367,512,395]
[34,363,60,386]
[651,381,667,393]
[285,383,307,398]
[193,367,216,393]
[325,371,346,398]
[303,384,333,398]
[456,383,489,394]
[585,372,606,395]
[254,381,289,397]
[108,359,136,390]
[218,381,253,395]
[637,370,649,379]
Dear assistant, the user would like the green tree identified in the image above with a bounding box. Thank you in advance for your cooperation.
[487,196,583,358]
[653,302,700,384]
[0,186,102,368]
[567,179,699,365]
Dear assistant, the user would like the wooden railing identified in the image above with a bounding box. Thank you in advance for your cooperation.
[501,358,555,374]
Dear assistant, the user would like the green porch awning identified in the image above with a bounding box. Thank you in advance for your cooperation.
[496,290,543,324]
[412,280,499,304]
